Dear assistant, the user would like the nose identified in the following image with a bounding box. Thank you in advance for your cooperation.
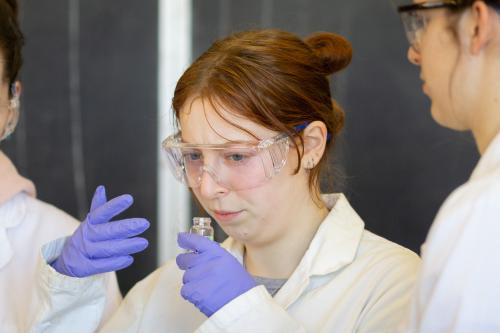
[407,46,421,66]
[198,166,229,199]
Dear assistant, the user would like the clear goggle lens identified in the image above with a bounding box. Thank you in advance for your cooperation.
[162,132,290,191]
[396,1,463,51]
[0,94,20,142]
[400,10,429,51]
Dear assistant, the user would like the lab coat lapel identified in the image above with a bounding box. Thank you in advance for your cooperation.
[0,151,36,205]
[223,194,364,310]
[0,150,36,268]
[274,194,364,308]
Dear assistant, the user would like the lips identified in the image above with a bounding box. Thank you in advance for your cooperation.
[212,210,243,223]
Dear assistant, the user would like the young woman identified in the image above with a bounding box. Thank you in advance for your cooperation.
[35,29,420,332]
[0,1,147,331]
[396,0,500,331]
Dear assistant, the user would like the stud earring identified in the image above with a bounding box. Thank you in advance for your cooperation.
[305,158,315,170]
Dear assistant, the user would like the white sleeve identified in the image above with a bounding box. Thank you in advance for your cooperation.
[29,237,110,333]
[97,270,159,333]
[406,186,500,333]
[195,286,307,333]
[99,270,123,329]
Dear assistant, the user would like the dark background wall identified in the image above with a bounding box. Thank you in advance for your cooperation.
[192,0,480,252]
[1,0,479,294]
[2,0,158,294]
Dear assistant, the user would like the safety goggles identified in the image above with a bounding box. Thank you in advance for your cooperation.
[162,131,291,191]
[0,94,20,142]
[397,1,462,51]
[397,1,500,51]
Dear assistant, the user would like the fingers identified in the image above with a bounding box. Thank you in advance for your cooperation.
[180,282,206,306]
[86,237,149,259]
[88,194,134,225]
[87,218,150,242]
[181,262,215,284]
[177,232,219,253]
[90,185,107,212]
[176,251,217,270]
[78,256,134,277]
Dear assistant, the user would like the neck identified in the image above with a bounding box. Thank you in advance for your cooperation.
[470,48,500,154]
[244,190,329,279]
[472,121,500,155]
[470,85,500,154]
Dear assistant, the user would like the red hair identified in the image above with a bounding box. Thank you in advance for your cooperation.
[173,29,352,197]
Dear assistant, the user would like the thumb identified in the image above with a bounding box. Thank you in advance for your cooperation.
[90,185,107,212]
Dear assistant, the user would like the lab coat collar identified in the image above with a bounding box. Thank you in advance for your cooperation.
[470,132,500,181]
[222,193,364,308]
[0,150,36,205]
[306,193,365,275]
[0,150,36,269]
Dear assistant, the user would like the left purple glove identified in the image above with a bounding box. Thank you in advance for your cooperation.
[176,232,257,317]
[51,185,150,277]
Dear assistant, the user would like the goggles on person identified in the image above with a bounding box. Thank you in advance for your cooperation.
[0,88,20,142]
[397,1,500,51]
[162,131,291,191]
[397,1,461,51]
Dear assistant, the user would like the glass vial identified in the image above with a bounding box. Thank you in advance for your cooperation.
[190,217,214,241]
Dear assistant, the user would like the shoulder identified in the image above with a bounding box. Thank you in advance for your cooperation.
[438,171,500,221]
[427,167,500,250]
[21,194,79,239]
[420,166,500,268]
[356,230,421,278]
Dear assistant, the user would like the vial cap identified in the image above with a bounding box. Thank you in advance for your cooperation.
[192,217,212,226]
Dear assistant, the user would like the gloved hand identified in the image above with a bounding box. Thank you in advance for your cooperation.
[176,232,257,317]
[51,185,150,277]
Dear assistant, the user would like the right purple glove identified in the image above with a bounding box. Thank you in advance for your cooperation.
[51,185,150,277]
[176,232,257,317]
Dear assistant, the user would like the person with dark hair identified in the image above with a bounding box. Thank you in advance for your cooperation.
[0,1,138,331]
[395,0,500,331]
[34,29,420,332]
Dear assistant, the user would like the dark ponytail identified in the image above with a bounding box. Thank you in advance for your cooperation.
[0,0,24,96]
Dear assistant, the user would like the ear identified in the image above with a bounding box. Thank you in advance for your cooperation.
[301,121,328,170]
[470,1,497,55]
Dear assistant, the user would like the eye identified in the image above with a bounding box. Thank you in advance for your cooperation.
[227,153,247,162]
[223,149,257,164]
[183,151,202,162]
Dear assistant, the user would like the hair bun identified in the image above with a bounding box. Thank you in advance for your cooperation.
[304,32,352,75]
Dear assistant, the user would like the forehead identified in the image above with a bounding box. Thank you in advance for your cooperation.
[179,97,276,144]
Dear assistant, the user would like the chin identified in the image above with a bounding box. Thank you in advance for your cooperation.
[430,104,467,131]
[224,227,253,243]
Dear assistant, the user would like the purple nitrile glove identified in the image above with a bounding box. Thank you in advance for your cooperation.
[51,185,150,278]
[176,232,257,317]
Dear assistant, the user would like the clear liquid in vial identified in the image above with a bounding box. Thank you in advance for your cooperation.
[190,217,214,241]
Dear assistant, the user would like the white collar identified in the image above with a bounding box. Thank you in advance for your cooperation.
[0,151,36,206]
[0,151,36,269]
[0,194,29,269]
[470,132,500,181]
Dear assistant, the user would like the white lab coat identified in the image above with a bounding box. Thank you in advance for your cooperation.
[403,132,500,333]
[0,151,122,333]
[33,193,420,333]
